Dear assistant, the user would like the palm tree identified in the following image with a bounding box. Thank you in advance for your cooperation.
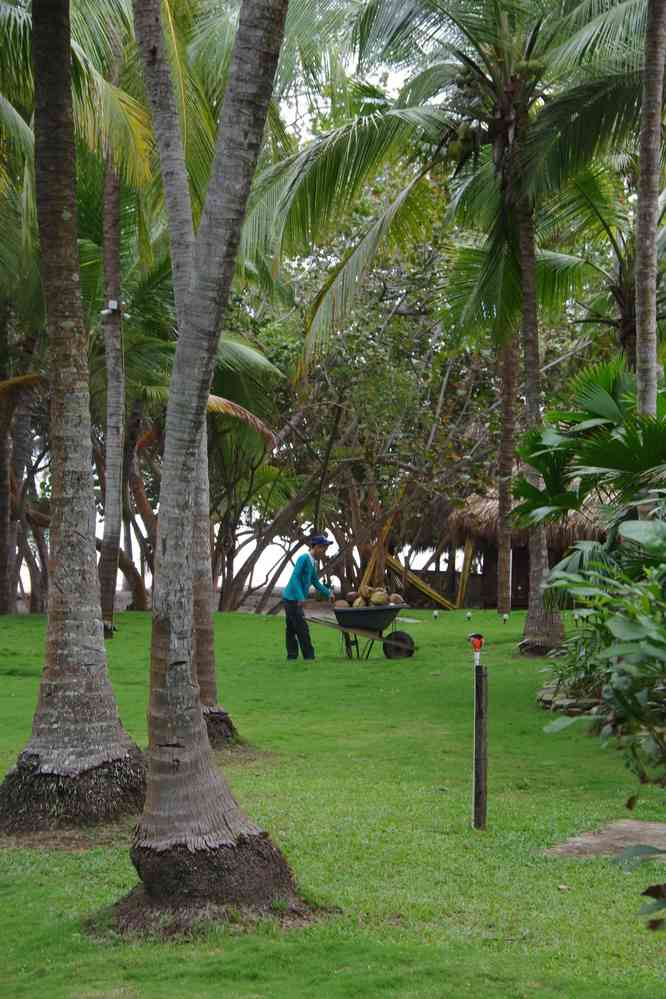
[636,0,666,415]
[0,0,144,833]
[129,0,295,905]
[98,155,126,636]
[0,298,11,613]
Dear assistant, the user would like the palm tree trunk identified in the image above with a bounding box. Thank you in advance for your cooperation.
[497,335,517,615]
[193,428,237,746]
[517,203,563,652]
[0,0,144,833]
[9,395,32,612]
[0,299,11,614]
[636,0,666,416]
[130,0,293,904]
[98,158,125,636]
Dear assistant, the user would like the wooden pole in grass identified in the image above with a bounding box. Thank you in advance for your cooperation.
[469,633,487,830]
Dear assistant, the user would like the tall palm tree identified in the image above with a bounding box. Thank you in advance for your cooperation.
[636,0,666,415]
[0,0,144,833]
[129,0,294,905]
[98,155,126,636]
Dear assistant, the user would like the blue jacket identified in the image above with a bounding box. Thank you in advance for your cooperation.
[283,552,331,602]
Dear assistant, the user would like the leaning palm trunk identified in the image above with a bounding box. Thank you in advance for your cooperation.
[0,0,144,832]
[193,427,237,746]
[516,204,563,652]
[98,159,125,636]
[636,0,666,416]
[130,0,293,904]
[496,335,517,616]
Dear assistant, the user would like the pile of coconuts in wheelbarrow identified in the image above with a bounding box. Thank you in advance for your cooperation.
[335,584,406,609]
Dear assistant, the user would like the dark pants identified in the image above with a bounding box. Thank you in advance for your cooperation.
[284,600,315,659]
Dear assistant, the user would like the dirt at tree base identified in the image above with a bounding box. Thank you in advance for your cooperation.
[202,705,238,748]
[0,746,145,833]
[131,831,297,908]
[517,639,557,657]
[545,820,666,859]
[89,883,319,940]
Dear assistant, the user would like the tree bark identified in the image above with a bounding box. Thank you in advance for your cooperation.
[497,335,517,615]
[636,0,666,416]
[0,0,144,833]
[98,158,126,636]
[193,429,237,746]
[131,0,293,905]
[0,300,12,613]
[517,204,564,652]
[9,395,32,612]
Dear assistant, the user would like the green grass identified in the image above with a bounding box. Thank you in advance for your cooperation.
[1,609,666,998]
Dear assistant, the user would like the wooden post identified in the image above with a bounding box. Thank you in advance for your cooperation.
[469,633,487,830]
[456,538,475,608]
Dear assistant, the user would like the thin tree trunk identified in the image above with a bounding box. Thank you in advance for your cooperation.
[0,300,11,613]
[98,158,126,636]
[517,205,563,652]
[254,543,300,613]
[9,396,32,612]
[0,0,144,833]
[497,335,517,615]
[636,0,666,416]
[18,524,44,613]
[130,0,293,905]
[193,428,236,746]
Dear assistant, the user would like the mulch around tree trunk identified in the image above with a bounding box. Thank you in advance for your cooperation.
[0,747,146,834]
[87,884,325,940]
[545,820,666,859]
[202,705,238,748]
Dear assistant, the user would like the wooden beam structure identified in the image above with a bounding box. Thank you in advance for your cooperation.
[385,553,457,611]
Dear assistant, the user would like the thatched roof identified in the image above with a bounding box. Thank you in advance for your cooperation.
[444,492,606,549]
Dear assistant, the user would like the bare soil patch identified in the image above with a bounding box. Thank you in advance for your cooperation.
[546,820,666,859]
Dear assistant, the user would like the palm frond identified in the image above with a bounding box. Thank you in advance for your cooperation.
[527,69,642,196]
[255,104,450,260]
[553,0,646,71]
[207,395,276,448]
[0,372,45,398]
[0,93,33,162]
[305,169,432,355]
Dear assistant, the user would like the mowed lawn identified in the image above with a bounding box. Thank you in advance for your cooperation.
[1,609,666,999]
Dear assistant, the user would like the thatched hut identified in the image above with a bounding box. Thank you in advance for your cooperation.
[443,492,605,608]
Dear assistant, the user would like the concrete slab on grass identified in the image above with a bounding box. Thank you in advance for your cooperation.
[546,820,666,859]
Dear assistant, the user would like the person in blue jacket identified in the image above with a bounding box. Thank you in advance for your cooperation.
[282,534,335,660]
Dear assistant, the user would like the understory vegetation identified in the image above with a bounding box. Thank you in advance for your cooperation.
[2,610,666,998]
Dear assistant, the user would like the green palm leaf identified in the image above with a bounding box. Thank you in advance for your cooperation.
[305,168,432,354]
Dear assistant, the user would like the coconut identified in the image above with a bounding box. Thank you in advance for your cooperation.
[352,596,366,608]
[335,599,350,608]
[358,584,370,600]
[370,590,389,605]
[389,593,403,604]
[346,591,359,604]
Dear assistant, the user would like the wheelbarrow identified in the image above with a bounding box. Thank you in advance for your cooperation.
[306,604,416,660]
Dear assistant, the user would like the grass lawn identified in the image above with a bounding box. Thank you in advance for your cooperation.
[1,608,666,998]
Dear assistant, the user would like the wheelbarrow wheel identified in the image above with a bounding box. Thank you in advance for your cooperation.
[383,630,415,659]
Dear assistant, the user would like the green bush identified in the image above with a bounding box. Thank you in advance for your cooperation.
[547,520,666,785]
